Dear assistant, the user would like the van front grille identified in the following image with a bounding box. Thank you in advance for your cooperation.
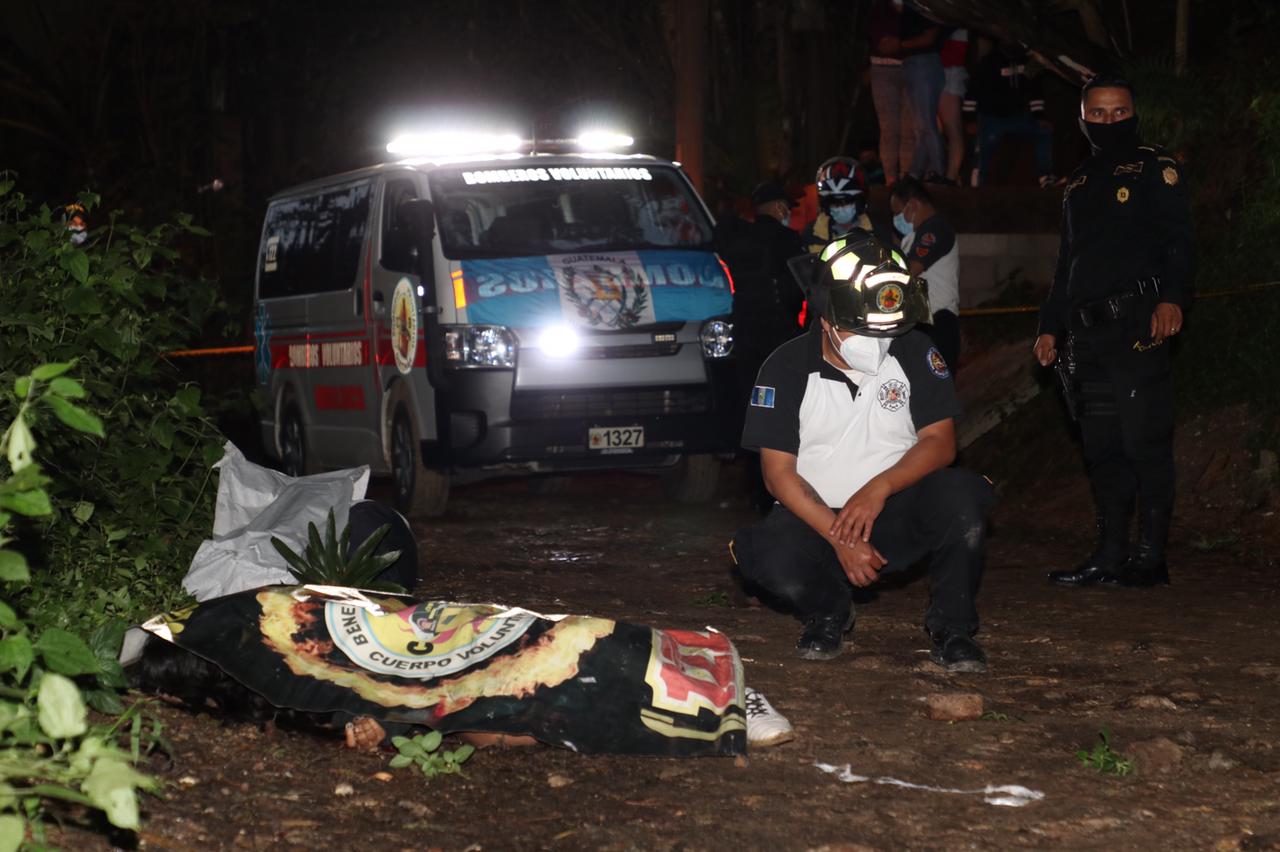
[510,386,711,420]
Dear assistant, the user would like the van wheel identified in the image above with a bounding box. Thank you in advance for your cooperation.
[390,402,449,517]
[280,403,310,478]
[662,454,720,503]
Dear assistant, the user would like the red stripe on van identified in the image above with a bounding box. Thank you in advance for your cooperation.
[314,384,366,410]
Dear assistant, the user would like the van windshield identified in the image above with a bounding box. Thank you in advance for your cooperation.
[427,164,713,259]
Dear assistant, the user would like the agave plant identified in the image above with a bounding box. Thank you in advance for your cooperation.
[271,508,405,593]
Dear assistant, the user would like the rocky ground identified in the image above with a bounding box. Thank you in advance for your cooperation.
[50,385,1280,849]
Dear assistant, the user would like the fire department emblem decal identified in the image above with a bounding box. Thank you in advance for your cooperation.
[927,346,950,378]
[555,253,656,329]
[391,277,418,375]
[877,379,908,411]
[875,283,904,313]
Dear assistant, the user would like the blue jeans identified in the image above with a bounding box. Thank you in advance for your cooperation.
[976,113,1054,183]
[903,53,945,177]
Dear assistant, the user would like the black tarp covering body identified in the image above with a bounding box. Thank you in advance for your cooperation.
[140,586,747,757]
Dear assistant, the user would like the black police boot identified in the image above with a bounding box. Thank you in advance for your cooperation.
[929,631,988,673]
[796,609,855,661]
[1116,506,1172,587]
[1048,506,1130,587]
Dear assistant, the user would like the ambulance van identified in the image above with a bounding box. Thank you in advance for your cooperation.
[252,141,737,516]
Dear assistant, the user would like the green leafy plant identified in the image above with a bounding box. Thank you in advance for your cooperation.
[270,509,404,593]
[1076,728,1134,776]
[1,176,225,635]
[1,365,164,845]
[691,590,729,607]
[388,731,475,779]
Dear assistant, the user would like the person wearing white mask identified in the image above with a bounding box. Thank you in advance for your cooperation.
[802,156,875,257]
[890,177,961,371]
[729,234,994,671]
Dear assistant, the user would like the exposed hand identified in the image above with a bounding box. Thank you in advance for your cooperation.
[830,478,891,544]
[1033,333,1057,366]
[344,716,386,750]
[1149,302,1183,345]
[834,539,887,587]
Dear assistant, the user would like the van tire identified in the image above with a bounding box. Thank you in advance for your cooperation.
[279,400,312,478]
[662,454,720,503]
[388,392,449,518]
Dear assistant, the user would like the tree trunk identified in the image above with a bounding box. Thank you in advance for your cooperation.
[674,0,708,191]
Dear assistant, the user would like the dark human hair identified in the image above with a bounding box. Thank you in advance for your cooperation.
[889,176,933,206]
[1081,74,1135,103]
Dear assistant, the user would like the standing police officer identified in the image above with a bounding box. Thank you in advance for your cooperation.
[1033,76,1194,588]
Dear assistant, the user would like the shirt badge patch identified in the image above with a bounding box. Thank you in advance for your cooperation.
[1162,166,1179,186]
[1116,186,1131,204]
[920,232,936,246]
[876,283,904,312]
[926,346,951,378]
[877,379,909,411]
[916,246,928,257]
[750,386,776,408]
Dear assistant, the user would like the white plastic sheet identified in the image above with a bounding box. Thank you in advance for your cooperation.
[181,442,370,602]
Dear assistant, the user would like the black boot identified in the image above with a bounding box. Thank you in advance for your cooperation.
[1049,506,1130,587]
[1116,506,1172,587]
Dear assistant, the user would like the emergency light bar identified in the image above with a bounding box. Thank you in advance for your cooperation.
[386,132,524,157]
[386,129,634,158]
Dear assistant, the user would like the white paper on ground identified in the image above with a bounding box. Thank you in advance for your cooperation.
[180,441,370,603]
[814,761,1044,807]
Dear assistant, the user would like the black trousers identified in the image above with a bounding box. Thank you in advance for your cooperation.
[730,467,994,635]
[1068,309,1175,516]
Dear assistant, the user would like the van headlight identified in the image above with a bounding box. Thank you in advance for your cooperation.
[699,319,734,358]
[443,324,517,368]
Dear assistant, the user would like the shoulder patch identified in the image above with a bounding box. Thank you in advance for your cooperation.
[920,232,937,246]
[916,246,928,257]
[750,386,776,408]
[926,346,951,378]
[1162,166,1179,186]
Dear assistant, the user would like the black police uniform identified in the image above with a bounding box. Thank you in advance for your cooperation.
[729,325,994,637]
[1039,141,1194,584]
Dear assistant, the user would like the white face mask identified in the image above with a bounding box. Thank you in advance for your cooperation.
[828,326,891,375]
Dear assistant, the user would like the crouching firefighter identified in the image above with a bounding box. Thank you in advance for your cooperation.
[729,233,995,672]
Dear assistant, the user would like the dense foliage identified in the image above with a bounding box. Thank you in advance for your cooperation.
[1,364,163,847]
[0,177,224,634]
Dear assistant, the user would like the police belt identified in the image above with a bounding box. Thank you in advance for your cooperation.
[1072,277,1161,328]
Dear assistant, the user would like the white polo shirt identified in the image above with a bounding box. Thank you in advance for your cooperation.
[742,327,960,506]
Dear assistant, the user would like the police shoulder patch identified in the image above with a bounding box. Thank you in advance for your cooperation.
[750,386,776,408]
[926,346,951,378]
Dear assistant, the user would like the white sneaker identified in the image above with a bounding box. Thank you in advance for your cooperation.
[744,687,795,748]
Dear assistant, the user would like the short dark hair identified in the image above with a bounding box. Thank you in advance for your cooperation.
[889,175,933,206]
[1081,74,1135,103]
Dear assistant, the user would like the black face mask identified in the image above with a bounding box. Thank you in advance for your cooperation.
[1078,115,1140,155]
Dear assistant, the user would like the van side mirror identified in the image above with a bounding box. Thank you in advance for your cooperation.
[399,199,436,273]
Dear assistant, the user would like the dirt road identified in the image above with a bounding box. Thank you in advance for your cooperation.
[77,452,1280,851]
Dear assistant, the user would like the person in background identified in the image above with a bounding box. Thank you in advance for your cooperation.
[1034,76,1193,589]
[938,28,969,185]
[801,156,873,257]
[715,181,806,512]
[963,40,1058,188]
[890,177,961,372]
[867,0,914,186]
[899,1,945,181]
